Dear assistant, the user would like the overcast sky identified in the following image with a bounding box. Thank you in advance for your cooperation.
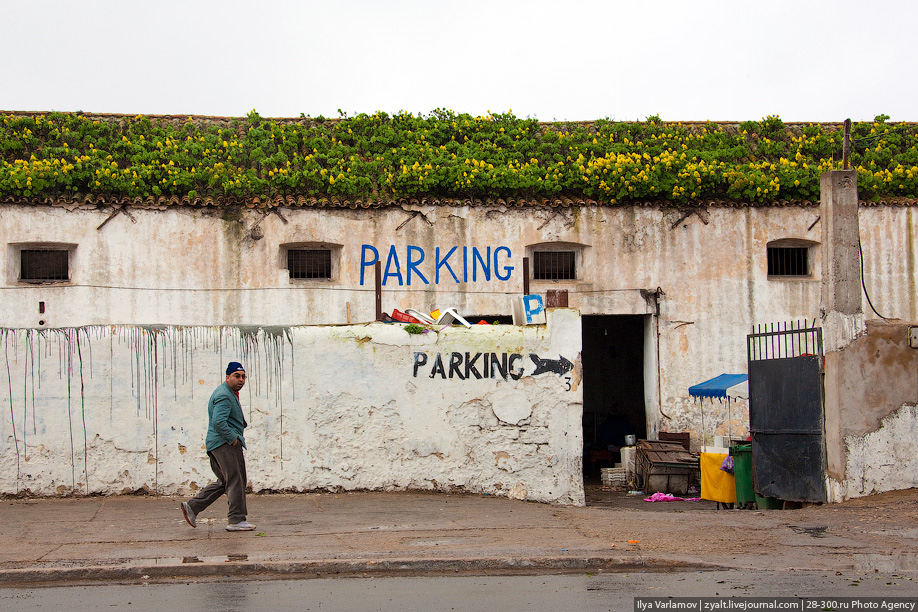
[3,0,915,123]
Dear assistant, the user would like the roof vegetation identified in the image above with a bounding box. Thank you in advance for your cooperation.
[2,109,917,206]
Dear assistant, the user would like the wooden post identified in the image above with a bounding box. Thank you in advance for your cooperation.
[843,118,851,170]
[375,261,382,321]
[523,257,530,295]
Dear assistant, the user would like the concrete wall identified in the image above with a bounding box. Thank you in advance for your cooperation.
[3,201,918,479]
[825,319,918,500]
[0,202,829,450]
[0,309,585,505]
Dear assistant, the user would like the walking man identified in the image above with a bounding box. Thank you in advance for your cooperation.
[181,361,256,532]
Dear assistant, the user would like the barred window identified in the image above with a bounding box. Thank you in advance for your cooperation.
[20,249,70,283]
[288,249,331,279]
[767,247,808,276]
[534,251,576,280]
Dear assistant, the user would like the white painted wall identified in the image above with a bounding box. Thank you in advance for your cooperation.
[0,310,585,505]
[837,404,918,499]
[2,202,917,480]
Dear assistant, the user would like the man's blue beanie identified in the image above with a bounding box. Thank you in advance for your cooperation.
[226,361,245,376]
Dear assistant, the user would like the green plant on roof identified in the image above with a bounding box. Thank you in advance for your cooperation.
[403,323,426,335]
[1,111,917,204]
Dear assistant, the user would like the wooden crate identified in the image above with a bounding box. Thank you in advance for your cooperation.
[636,440,699,495]
[659,431,691,452]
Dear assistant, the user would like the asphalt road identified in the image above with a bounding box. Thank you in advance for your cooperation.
[3,569,916,611]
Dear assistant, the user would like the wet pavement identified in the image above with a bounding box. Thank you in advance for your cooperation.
[0,486,915,585]
[5,570,917,610]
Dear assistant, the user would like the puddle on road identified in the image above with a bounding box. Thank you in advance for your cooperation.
[788,525,828,538]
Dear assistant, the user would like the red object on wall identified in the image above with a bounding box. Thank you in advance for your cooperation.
[391,309,423,324]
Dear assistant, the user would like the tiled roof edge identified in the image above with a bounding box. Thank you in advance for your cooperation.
[4,193,914,210]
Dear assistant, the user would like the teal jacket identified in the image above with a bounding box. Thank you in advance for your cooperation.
[205,382,247,452]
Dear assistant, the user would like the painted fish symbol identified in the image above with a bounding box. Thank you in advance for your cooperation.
[529,354,573,376]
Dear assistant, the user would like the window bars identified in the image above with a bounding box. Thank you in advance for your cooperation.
[533,251,575,281]
[20,249,69,282]
[767,246,808,276]
[288,249,331,279]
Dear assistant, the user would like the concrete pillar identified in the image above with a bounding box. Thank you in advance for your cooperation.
[820,169,866,501]
[820,169,866,354]
[820,170,863,319]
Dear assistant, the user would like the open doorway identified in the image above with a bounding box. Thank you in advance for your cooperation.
[581,315,647,479]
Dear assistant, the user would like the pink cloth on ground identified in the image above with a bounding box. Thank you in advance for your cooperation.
[643,492,702,502]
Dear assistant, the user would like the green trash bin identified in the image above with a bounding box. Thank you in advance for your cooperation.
[729,443,755,506]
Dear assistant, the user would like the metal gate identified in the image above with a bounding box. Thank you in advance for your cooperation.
[747,321,827,503]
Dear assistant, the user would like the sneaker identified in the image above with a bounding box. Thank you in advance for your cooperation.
[226,520,256,532]
[181,502,197,528]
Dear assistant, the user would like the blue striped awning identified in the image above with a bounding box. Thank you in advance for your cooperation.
[688,373,748,399]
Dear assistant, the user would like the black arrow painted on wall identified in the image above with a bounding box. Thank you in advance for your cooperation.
[529,354,573,376]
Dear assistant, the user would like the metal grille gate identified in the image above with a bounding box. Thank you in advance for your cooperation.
[747,321,827,503]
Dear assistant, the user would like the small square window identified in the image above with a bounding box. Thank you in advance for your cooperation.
[20,249,69,283]
[288,249,331,279]
[768,247,808,276]
[534,251,576,280]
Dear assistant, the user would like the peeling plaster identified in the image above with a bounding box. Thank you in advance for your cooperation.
[0,311,585,505]
[488,385,533,425]
[840,403,918,499]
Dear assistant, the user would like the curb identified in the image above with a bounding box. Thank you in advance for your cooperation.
[0,555,712,586]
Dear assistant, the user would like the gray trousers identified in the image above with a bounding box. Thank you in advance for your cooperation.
[187,442,248,523]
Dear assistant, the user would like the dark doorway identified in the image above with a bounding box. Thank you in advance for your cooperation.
[581,315,647,477]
